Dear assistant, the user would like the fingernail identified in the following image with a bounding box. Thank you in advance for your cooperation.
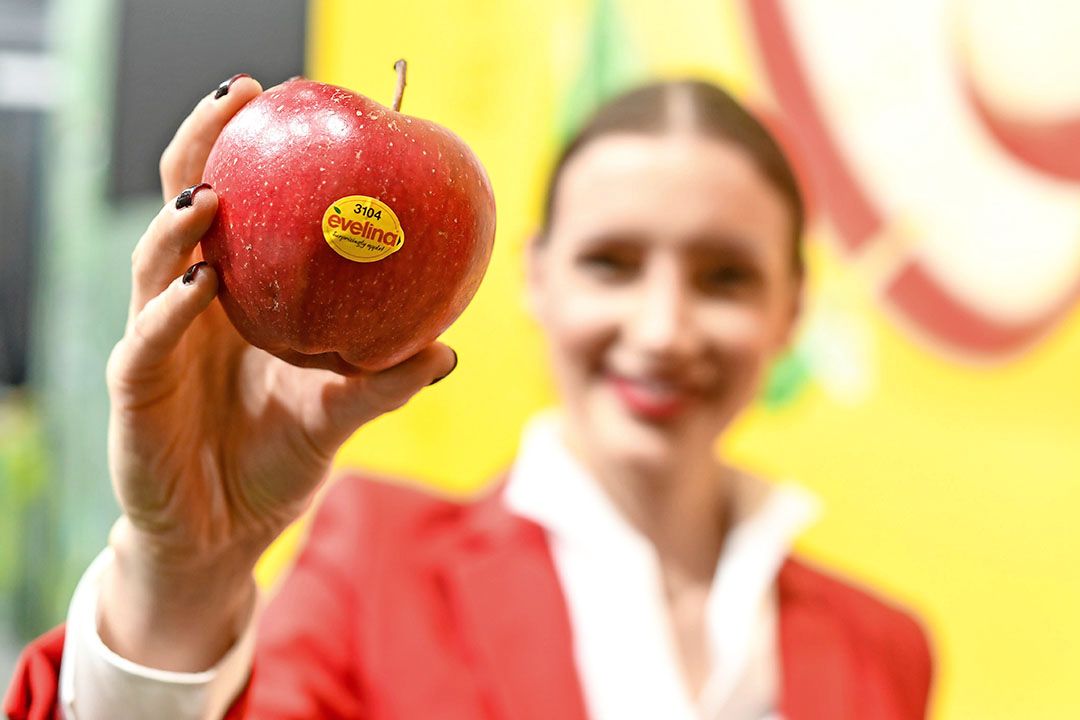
[175,182,212,210]
[214,73,250,100]
[428,348,458,386]
[182,261,208,285]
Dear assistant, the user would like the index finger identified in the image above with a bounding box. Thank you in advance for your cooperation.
[158,74,263,202]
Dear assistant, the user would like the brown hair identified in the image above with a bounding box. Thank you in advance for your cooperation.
[539,79,805,275]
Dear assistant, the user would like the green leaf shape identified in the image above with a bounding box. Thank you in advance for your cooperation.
[761,347,813,410]
[558,0,644,143]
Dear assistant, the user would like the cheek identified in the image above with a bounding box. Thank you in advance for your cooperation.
[690,305,779,426]
[703,303,782,367]
[539,275,624,369]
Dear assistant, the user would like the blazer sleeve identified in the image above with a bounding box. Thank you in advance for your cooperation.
[3,624,65,720]
[855,589,936,719]
[887,610,935,719]
[4,478,370,720]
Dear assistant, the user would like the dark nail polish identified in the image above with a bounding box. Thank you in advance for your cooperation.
[175,182,212,210]
[428,348,458,386]
[182,261,207,285]
[214,73,250,100]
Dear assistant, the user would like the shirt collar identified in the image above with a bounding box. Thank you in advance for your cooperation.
[504,410,822,555]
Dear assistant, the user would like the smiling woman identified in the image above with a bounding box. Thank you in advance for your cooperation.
[530,82,803,489]
[5,77,933,720]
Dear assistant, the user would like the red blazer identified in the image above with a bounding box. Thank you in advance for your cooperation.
[5,473,934,719]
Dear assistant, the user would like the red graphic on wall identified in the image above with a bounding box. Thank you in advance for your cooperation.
[747,0,1080,358]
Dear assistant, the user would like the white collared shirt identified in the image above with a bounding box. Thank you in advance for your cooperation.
[57,412,820,719]
[504,412,821,720]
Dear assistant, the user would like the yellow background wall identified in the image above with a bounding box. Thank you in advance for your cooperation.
[254,2,1080,718]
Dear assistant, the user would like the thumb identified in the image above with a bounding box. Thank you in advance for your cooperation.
[312,343,458,449]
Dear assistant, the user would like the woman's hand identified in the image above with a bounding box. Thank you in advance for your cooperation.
[98,76,456,671]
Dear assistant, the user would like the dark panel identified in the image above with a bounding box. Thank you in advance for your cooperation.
[0,0,48,51]
[109,0,307,199]
[0,110,43,386]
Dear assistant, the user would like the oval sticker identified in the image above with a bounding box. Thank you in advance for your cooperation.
[321,195,404,263]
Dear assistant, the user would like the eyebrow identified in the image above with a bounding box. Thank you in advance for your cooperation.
[574,229,651,248]
[684,233,767,262]
[571,228,771,265]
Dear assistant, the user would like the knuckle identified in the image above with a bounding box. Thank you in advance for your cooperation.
[130,211,177,283]
[105,341,130,392]
[130,304,158,347]
[364,379,411,415]
[130,241,152,286]
[287,425,333,469]
[159,144,176,183]
[131,222,157,268]
[130,289,172,347]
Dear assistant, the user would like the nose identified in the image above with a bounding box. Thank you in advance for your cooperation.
[624,254,700,362]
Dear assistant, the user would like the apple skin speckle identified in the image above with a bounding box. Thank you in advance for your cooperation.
[200,78,496,372]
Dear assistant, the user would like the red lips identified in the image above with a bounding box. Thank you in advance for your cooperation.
[608,374,691,422]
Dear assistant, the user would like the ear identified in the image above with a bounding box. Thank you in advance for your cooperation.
[524,232,548,322]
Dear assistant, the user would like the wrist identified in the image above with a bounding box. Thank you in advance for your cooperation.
[108,516,263,588]
[99,519,259,672]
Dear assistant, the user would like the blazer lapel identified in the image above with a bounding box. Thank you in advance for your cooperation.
[438,492,590,720]
[777,559,858,720]
[438,496,865,720]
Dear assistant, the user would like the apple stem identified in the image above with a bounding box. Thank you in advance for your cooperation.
[392,59,407,112]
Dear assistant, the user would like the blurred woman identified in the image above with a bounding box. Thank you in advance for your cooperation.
[5,74,933,720]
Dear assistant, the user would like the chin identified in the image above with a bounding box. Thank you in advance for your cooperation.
[599,380,750,465]
[587,393,696,471]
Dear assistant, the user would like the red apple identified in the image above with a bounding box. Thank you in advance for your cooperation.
[200,63,496,373]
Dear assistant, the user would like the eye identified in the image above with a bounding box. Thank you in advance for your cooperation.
[699,264,760,294]
[576,247,641,283]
